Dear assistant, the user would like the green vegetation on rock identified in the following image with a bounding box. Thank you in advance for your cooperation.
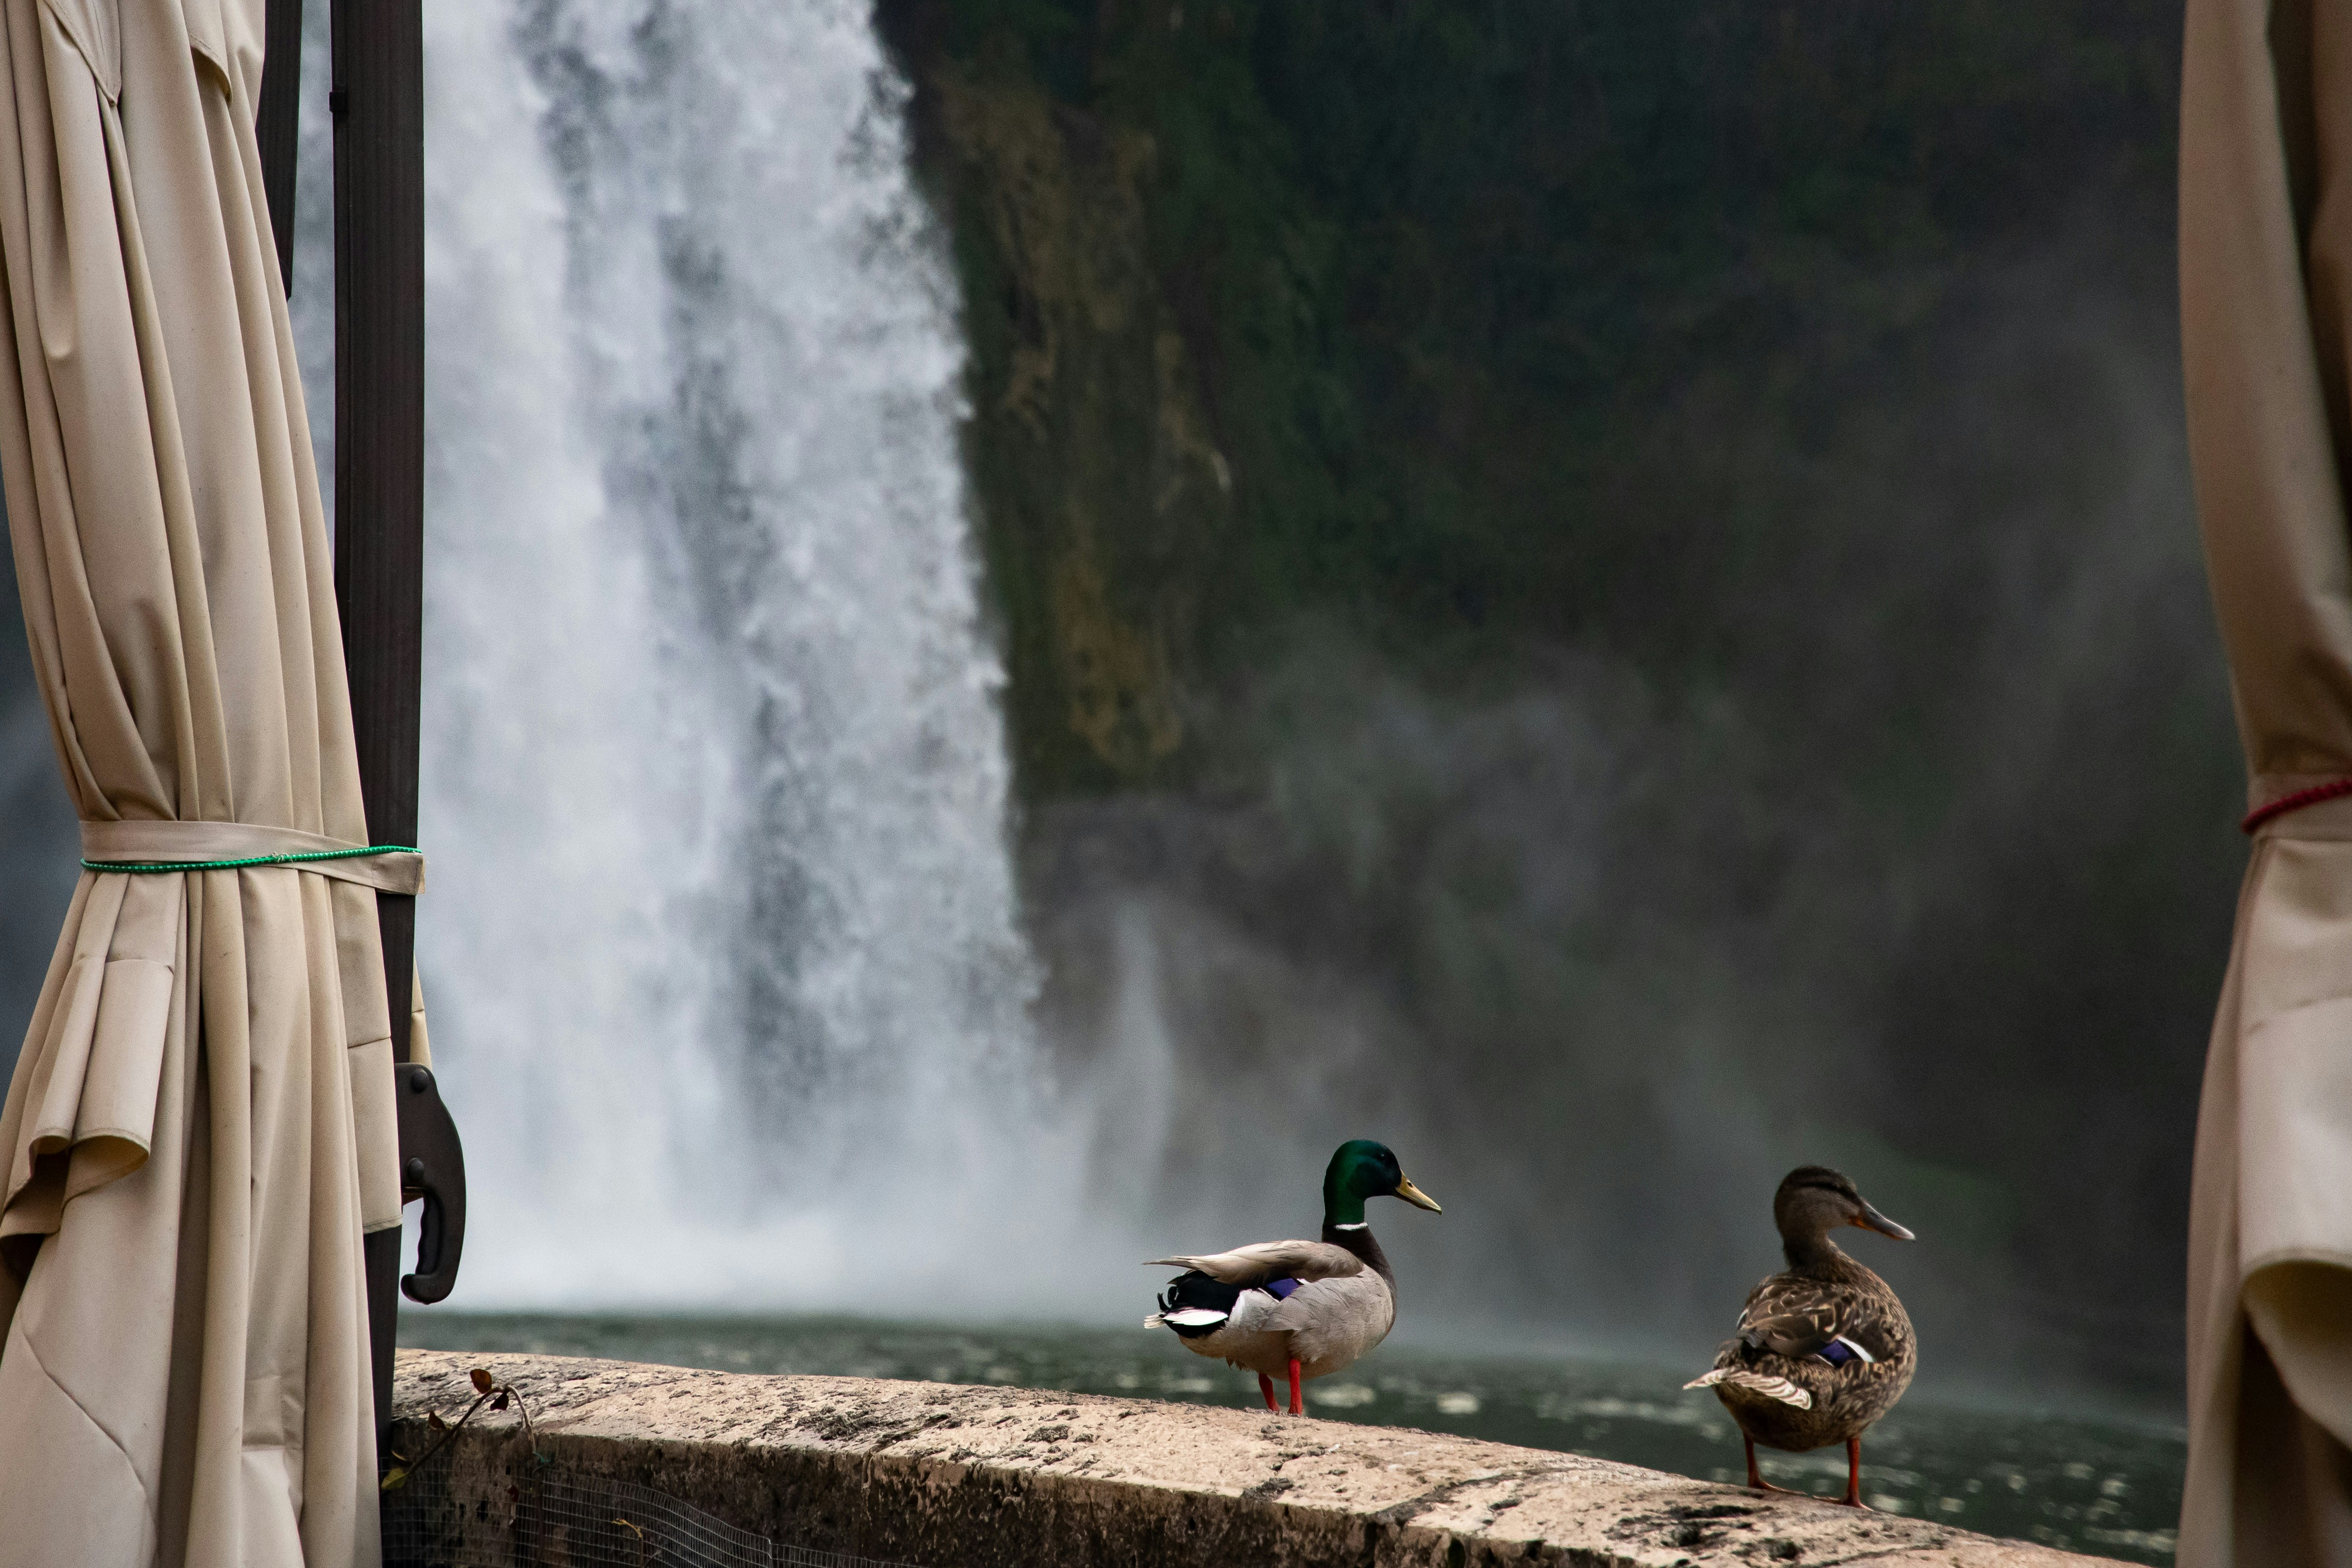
[879,0,2179,795]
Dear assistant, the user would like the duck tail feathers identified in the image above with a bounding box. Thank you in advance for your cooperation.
[1147,1298,1231,1339]
[1683,1368,1813,1410]
[1158,1308,1229,1330]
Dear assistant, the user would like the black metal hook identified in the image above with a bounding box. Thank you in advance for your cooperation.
[395,1062,466,1303]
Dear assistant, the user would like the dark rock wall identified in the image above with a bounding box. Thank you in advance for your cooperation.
[878,0,2234,1405]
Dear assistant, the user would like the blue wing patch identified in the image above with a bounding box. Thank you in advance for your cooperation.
[1812,1335,1875,1368]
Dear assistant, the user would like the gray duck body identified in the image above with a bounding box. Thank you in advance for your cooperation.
[1144,1138,1441,1415]
[1150,1223,1398,1382]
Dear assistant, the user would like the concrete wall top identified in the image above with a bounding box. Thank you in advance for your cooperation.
[391,1349,2121,1567]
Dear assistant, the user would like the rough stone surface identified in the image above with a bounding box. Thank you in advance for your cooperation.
[389,1350,2120,1567]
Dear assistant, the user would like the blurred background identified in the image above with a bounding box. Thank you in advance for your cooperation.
[0,0,2226,1452]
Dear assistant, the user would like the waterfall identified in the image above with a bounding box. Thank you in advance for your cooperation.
[297,0,1085,1310]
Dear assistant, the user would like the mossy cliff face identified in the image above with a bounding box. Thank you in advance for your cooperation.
[879,0,2185,797]
[926,63,1215,786]
[876,1,2239,1405]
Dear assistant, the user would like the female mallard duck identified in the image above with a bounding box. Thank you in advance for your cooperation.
[1684,1166,1917,1507]
[1145,1139,1441,1416]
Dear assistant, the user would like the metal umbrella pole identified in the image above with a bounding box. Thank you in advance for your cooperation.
[257,0,469,1444]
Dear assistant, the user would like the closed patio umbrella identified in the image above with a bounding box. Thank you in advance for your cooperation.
[0,0,413,1560]
[2180,0,2352,1561]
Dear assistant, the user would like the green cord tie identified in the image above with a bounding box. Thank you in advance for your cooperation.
[83,844,421,875]
[76,822,426,895]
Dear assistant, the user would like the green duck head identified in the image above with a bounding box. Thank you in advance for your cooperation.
[1773,1165,1915,1254]
[1323,1139,1442,1227]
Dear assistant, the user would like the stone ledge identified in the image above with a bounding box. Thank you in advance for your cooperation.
[390,1349,2120,1567]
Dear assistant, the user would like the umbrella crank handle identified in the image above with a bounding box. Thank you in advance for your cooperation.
[395,1063,466,1303]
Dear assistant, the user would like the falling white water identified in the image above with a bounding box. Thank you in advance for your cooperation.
[297,0,1102,1310]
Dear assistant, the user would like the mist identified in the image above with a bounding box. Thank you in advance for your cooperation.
[1022,238,2238,1413]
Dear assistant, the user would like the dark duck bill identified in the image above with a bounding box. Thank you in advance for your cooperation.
[1682,1164,1919,1509]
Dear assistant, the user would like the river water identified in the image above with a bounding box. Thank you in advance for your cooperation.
[400,1312,2183,1565]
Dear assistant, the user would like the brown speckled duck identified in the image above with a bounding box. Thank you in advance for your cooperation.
[1684,1166,1917,1507]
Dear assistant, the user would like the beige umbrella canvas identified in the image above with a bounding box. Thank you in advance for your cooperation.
[2181,0,2352,1561]
[0,0,413,1562]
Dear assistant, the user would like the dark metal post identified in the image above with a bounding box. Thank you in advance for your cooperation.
[331,0,466,1445]
[330,5,425,863]
[256,0,303,291]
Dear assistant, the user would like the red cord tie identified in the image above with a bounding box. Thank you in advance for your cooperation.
[2242,778,2352,834]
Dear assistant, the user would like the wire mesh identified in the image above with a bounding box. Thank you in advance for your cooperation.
[382,1463,933,1568]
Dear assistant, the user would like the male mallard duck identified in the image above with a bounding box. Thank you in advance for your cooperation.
[1144,1139,1441,1416]
[1684,1165,1917,1507]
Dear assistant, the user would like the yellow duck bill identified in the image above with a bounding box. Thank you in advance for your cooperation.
[1394,1176,1442,1212]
